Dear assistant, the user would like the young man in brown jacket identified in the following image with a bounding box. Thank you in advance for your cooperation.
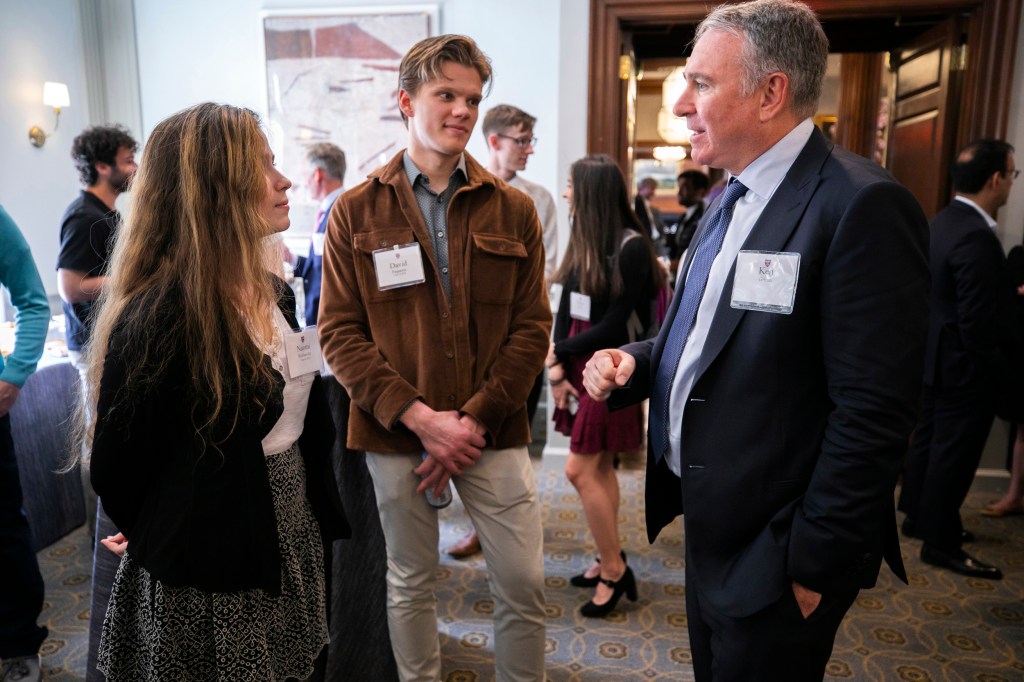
[318,35,551,682]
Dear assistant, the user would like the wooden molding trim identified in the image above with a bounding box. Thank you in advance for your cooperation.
[836,53,885,160]
[958,0,1022,145]
[588,0,1021,172]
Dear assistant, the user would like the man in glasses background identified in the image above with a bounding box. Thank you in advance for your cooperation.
[483,105,558,281]
[899,139,1020,580]
[445,103,560,560]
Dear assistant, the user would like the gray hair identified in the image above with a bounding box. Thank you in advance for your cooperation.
[695,0,828,119]
[306,142,346,184]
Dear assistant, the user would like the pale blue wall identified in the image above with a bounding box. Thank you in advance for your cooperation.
[132,0,586,246]
[0,0,94,296]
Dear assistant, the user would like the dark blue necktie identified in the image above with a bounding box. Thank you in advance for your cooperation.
[649,178,748,463]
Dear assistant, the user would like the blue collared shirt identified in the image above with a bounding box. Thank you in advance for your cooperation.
[402,152,468,302]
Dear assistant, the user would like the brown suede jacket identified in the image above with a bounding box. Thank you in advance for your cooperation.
[319,151,552,453]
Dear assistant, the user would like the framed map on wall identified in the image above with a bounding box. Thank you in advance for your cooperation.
[261,6,438,237]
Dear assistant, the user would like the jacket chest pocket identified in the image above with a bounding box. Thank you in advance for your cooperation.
[352,229,419,302]
[470,233,527,304]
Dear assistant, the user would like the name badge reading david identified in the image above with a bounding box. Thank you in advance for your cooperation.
[730,250,800,314]
[372,243,426,291]
[284,327,324,378]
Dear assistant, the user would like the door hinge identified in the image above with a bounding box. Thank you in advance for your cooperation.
[619,54,632,80]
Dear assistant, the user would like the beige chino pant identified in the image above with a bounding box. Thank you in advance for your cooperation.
[365,446,546,682]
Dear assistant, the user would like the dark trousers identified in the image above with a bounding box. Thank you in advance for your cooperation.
[526,370,544,426]
[685,544,858,681]
[899,381,995,552]
[0,414,48,659]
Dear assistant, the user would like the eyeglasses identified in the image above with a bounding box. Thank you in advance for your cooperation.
[497,134,538,149]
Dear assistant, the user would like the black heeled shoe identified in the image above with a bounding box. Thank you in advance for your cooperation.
[580,565,638,617]
[570,551,627,587]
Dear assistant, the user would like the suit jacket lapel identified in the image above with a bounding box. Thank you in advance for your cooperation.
[693,129,832,383]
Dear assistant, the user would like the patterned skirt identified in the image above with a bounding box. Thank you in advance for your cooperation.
[97,444,328,681]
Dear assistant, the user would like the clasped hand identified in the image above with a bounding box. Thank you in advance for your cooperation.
[404,403,485,496]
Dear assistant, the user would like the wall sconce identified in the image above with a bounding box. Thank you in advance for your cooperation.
[28,82,70,148]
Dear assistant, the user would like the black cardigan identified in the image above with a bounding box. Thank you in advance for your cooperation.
[91,279,350,595]
[553,233,656,363]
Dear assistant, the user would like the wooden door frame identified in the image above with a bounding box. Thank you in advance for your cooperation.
[588,0,1023,174]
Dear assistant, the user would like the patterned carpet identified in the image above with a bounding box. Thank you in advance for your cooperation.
[33,457,1024,681]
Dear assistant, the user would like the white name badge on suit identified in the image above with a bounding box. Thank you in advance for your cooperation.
[285,327,324,377]
[730,250,800,314]
[372,243,427,291]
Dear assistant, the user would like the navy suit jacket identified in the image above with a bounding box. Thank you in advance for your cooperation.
[922,200,1016,390]
[295,195,337,326]
[611,128,929,617]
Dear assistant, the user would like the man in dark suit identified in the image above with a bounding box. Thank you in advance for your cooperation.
[665,169,710,281]
[284,142,345,326]
[899,139,1018,580]
[582,1,929,679]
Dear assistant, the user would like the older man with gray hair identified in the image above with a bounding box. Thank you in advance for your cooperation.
[583,1,929,678]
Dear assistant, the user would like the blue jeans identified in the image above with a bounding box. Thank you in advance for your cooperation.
[0,414,48,659]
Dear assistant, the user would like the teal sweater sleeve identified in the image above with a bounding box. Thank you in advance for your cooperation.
[0,204,49,387]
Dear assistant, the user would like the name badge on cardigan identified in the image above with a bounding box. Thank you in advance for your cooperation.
[285,327,324,377]
[372,243,426,290]
[730,250,800,314]
[570,292,592,321]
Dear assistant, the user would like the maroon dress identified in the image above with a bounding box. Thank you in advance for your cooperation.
[552,318,644,454]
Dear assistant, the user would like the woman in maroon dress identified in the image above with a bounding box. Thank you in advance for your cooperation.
[548,154,665,617]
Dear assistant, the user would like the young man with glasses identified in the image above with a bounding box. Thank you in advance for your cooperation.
[483,105,558,281]
[443,104,561,561]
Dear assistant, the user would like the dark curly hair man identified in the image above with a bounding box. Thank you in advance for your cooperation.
[59,122,139,540]
[70,124,138,187]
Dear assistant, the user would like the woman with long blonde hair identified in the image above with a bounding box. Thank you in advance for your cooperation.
[84,102,349,680]
[548,154,665,618]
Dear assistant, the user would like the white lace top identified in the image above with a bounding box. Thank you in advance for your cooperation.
[261,307,314,456]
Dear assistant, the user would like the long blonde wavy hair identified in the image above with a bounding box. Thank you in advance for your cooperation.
[72,103,280,461]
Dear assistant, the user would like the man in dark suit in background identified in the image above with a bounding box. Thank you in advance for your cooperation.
[665,169,710,280]
[899,140,1018,580]
[284,142,345,326]
[583,1,929,679]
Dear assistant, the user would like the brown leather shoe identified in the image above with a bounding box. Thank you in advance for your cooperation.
[446,529,481,559]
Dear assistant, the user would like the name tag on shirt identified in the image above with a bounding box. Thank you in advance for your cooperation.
[730,250,800,314]
[312,233,325,257]
[570,291,591,321]
[284,326,324,378]
[372,243,426,290]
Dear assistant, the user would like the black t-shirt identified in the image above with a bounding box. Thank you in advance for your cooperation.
[57,190,119,350]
